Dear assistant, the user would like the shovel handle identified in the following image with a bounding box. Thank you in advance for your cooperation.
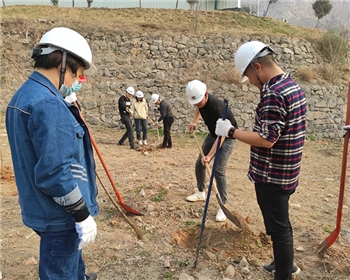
[194,99,228,268]
[336,83,350,229]
[192,131,221,198]
[319,82,350,252]
[73,102,125,205]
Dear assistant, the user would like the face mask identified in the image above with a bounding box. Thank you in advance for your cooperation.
[59,79,82,97]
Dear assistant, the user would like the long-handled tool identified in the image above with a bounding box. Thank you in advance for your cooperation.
[193,99,228,268]
[154,110,160,144]
[96,173,143,240]
[73,101,143,216]
[319,82,350,253]
[192,131,249,230]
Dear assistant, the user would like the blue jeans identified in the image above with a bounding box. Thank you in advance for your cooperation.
[195,134,235,204]
[135,118,148,141]
[35,228,86,280]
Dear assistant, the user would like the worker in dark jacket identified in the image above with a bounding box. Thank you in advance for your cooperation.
[118,86,137,149]
[151,93,174,149]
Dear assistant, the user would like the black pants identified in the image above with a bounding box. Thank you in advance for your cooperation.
[162,116,174,147]
[255,182,295,280]
[119,114,135,147]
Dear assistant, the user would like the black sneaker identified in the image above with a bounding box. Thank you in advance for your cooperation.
[85,273,98,280]
[263,261,301,276]
[117,142,124,146]
[157,144,167,149]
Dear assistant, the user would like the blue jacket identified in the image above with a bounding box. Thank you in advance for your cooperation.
[6,71,99,231]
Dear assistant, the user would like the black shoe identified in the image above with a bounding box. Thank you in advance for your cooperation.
[117,142,124,146]
[130,145,139,149]
[157,145,167,149]
[263,261,301,276]
[166,145,172,149]
[85,273,98,280]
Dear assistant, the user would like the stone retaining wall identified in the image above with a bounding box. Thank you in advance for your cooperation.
[1,29,348,139]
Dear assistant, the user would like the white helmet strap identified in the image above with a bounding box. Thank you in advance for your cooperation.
[40,46,62,56]
[31,46,62,60]
[253,46,274,61]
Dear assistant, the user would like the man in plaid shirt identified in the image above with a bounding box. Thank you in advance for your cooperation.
[215,41,306,280]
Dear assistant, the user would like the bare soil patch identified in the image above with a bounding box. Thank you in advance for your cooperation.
[1,126,350,279]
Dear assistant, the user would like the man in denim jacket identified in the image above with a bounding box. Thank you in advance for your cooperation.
[6,27,99,280]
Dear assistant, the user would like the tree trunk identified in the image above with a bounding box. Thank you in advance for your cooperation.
[175,0,178,9]
[2,0,5,6]
[316,19,319,28]
[264,2,271,16]
[72,0,74,7]
[214,0,218,10]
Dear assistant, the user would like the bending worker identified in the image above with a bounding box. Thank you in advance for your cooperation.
[185,79,238,222]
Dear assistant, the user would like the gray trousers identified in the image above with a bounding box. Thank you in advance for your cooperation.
[195,134,235,204]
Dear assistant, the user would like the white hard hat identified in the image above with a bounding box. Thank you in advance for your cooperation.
[186,80,207,105]
[234,41,274,83]
[136,90,144,98]
[126,86,135,95]
[151,93,159,103]
[35,27,96,76]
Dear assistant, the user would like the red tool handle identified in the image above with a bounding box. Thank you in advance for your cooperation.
[73,102,125,204]
[336,82,350,229]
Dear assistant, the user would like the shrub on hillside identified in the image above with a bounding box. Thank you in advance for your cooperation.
[318,30,348,64]
[295,66,316,82]
[317,29,349,83]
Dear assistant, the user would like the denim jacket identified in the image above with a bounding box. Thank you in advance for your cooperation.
[6,71,99,231]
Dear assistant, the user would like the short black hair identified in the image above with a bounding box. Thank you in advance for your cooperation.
[33,50,84,74]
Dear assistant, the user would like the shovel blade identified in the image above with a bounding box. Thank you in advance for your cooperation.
[318,228,340,254]
[119,202,144,216]
[216,194,249,230]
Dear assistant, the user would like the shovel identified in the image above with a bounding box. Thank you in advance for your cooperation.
[192,131,248,229]
[194,99,227,268]
[154,110,161,144]
[319,82,350,253]
[73,101,143,216]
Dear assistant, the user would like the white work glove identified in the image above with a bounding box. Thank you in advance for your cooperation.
[125,101,131,106]
[153,107,158,111]
[154,121,159,126]
[342,125,350,137]
[75,215,97,250]
[215,118,234,137]
[64,92,77,104]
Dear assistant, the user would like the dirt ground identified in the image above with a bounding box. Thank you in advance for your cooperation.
[1,124,350,280]
[1,5,350,280]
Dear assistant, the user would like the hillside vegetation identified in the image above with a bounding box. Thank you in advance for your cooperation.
[2,5,349,86]
[1,5,325,39]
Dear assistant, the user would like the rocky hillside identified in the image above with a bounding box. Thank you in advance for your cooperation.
[242,0,350,30]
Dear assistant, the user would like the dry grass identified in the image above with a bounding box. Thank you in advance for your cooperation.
[215,67,240,84]
[318,63,347,84]
[0,5,323,40]
[295,66,317,82]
